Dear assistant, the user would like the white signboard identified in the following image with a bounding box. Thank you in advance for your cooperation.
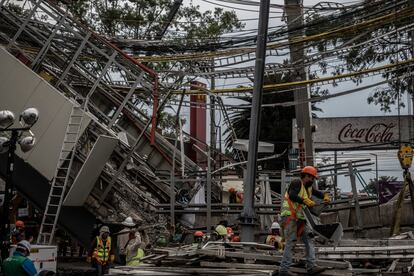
[292,116,412,150]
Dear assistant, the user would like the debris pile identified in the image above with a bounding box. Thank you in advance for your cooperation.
[108,232,414,275]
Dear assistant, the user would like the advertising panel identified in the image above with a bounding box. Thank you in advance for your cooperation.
[292,116,411,150]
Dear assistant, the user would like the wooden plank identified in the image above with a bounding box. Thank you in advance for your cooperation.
[200,261,353,276]
[198,249,349,268]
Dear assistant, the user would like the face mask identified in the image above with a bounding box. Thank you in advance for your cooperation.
[307,180,314,186]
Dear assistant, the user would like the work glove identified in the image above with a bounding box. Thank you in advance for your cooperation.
[86,256,91,263]
[110,255,115,263]
[303,198,316,208]
[323,193,331,204]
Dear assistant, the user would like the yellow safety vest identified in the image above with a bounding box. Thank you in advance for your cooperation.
[265,235,284,251]
[281,181,312,220]
[126,248,145,266]
[93,236,111,264]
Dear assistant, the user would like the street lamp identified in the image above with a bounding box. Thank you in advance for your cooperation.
[0,108,38,260]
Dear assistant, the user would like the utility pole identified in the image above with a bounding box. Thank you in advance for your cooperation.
[240,0,270,242]
[285,0,314,166]
[206,60,216,234]
[210,59,217,170]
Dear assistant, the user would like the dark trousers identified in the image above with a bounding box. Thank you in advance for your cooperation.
[93,261,109,276]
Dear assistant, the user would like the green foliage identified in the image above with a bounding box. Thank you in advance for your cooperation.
[306,0,411,112]
[225,69,326,169]
[364,175,398,194]
[59,0,243,136]
[63,0,243,42]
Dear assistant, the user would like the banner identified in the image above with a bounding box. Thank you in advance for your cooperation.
[292,116,412,151]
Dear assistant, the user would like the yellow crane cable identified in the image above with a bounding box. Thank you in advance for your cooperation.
[136,7,414,62]
[173,57,414,95]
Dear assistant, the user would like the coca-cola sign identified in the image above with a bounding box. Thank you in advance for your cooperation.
[292,116,410,150]
[338,123,395,143]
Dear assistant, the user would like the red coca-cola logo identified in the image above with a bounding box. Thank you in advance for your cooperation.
[338,123,396,143]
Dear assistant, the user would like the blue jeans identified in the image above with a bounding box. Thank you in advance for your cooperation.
[280,217,316,272]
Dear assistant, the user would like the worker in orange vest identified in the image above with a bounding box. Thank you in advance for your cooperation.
[278,166,330,276]
[87,226,115,276]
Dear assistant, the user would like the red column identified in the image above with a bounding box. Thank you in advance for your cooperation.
[190,81,207,167]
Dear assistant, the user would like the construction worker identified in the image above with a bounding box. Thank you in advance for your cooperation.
[229,187,237,203]
[2,240,37,276]
[265,222,284,252]
[11,220,26,244]
[231,235,241,242]
[214,224,229,242]
[125,230,145,266]
[87,226,115,276]
[226,227,234,241]
[116,216,136,265]
[192,231,204,248]
[278,166,330,276]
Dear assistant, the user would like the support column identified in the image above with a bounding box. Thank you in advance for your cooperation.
[240,0,271,242]
[285,0,314,166]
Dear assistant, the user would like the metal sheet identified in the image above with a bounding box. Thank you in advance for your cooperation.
[0,48,91,179]
[292,116,411,150]
[64,135,118,206]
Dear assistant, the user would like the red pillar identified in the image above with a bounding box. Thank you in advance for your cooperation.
[190,81,207,167]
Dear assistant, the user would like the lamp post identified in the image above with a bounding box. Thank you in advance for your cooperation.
[0,108,38,260]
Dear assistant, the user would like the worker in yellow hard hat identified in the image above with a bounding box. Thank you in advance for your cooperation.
[278,166,330,276]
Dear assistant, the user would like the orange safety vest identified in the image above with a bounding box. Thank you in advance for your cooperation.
[93,236,111,264]
[280,181,312,237]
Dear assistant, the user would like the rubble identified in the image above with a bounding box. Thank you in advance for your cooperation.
[107,233,414,275]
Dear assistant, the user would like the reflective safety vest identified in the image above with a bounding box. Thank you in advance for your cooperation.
[93,236,111,264]
[2,255,27,276]
[265,235,284,251]
[281,181,312,220]
[126,248,145,266]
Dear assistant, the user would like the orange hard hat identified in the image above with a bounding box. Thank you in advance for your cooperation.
[226,227,233,235]
[301,166,318,178]
[232,236,241,242]
[228,187,236,193]
[194,231,204,237]
[15,220,25,228]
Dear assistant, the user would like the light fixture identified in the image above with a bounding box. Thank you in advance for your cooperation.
[0,137,9,154]
[19,136,36,153]
[20,107,39,127]
[0,110,15,128]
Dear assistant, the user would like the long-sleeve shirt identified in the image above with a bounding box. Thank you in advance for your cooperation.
[287,179,324,204]
[116,228,137,255]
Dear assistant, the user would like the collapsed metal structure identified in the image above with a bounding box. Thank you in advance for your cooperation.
[0,0,203,245]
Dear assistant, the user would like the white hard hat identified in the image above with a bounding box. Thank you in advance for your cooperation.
[271,222,280,230]
[122,216,136,227]
[100,225,110,234]
[16,240,31,254]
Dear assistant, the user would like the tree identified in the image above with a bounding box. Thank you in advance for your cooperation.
[225,71,326,170]
[58,0,243,133]
[306,0,411,112]
[365,175,398,195]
